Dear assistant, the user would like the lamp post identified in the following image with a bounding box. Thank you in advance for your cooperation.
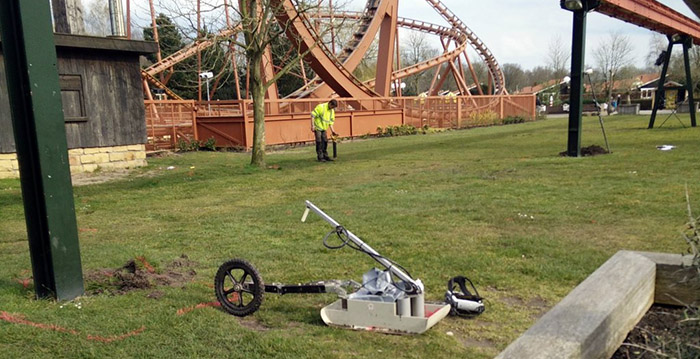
[199,71,213,112]
[561,0,600,157]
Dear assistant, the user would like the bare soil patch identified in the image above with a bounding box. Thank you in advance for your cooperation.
[237,316,270,332]
[559,145,609,157]
[85,255,198,296]
[612,305,699,358]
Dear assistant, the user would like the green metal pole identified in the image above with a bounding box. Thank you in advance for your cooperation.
[682,36,697,127]
[0,0,84,300]
[566,8,588,157]
[648,37,674,129]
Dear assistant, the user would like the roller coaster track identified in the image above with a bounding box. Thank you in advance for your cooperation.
[289,0,505,98]
[273,0,383,98]
[284,0,388,98]
[143,0,504,100]
[423,0,506,94]
[319,12,466,88]
[143,27,239,78]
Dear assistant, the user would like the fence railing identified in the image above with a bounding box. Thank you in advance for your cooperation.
[144,94,535,150]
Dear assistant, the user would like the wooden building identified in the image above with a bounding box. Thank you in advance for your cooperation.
[0,34,157,179]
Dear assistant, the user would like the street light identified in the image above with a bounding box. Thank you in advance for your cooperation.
[560,0,599,11]
[199,71,213,112]
[562,0,583,10]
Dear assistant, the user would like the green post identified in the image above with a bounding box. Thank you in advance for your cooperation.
[648,37,674,129]
[682,36,697,127]
[0,0,84,300]
[561,0,599,157]
[566,10,586,157]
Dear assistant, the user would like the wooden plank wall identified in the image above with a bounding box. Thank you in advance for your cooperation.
[0,46,147,153]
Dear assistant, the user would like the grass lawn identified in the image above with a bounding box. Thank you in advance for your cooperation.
[0,114,698,358]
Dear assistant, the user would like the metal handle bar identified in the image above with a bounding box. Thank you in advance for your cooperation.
[302,200,422,294]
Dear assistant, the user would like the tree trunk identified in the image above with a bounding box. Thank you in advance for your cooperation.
[249,54,266,167]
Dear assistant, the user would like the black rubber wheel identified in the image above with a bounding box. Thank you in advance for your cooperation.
[215,258,264,317]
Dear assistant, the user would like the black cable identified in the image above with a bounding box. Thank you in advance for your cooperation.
[585,72,611,153]
[322,226,417,293]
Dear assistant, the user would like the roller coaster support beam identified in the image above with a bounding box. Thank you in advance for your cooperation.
[375,0,398,96]
[649,35,696,128]
[562,0,600,157]
[0,0,84,300]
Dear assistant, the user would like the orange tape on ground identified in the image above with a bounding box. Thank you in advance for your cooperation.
[0,311,145,342]
[176,301,221,316]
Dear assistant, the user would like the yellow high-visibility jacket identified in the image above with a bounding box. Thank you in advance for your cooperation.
[312,103,335,131]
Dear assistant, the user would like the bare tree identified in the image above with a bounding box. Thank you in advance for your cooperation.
[594,31,635,100]
[546,35,570,80]
[502,63,526,93]
[234,0,327,167]
[645,33,667,68]
[400,31,438,95]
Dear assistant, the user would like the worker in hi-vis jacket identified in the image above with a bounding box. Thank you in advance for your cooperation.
[311,99,338,162]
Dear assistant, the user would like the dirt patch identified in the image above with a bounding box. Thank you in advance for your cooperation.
[612,305,700,358]
[559,145,609,157]
[85,255,197,296]
[237,316,270,331]
[71,169,134,187]
[501,296,526,306]
[460,336,495,349]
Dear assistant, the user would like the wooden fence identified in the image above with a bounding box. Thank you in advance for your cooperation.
[144,94,535,151]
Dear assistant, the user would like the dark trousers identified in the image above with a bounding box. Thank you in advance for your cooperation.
[314,130,329,160]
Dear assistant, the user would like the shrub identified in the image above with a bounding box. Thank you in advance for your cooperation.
[377,124,418,137]
[202,137,217,151]
[466,110,499,128]
[503,116,525,125]
[177,138,200,152]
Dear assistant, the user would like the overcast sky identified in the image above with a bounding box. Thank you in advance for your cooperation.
[111,0,700,70]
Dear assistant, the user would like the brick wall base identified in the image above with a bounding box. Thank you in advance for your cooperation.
[0,144,147,179]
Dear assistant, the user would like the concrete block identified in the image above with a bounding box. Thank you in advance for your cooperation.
[678,102,698,113]
[0,171,16,179]
[497,251,655,359]
[636,252,699,307]
[109,152,127,162]
[83,147,102,154]
[0,160,13,171]
[82,164,99,172]
[69,156,81,166]
[94,153,110,163]
[80,154,97,164]
[126,144,145,151]
[618,104,640,115]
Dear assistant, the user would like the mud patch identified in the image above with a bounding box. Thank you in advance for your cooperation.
[85,255,197,296]
[559,145,609,157]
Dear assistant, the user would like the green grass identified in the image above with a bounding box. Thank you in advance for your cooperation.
[1,114,698,358]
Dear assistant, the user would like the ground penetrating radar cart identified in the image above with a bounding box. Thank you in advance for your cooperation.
[214,201,484,334]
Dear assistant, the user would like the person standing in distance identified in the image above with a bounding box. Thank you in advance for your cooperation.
[311,99,338,162]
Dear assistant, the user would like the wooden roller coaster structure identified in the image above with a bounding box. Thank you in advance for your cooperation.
[141,0,506,102]
[139,0,700,150]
